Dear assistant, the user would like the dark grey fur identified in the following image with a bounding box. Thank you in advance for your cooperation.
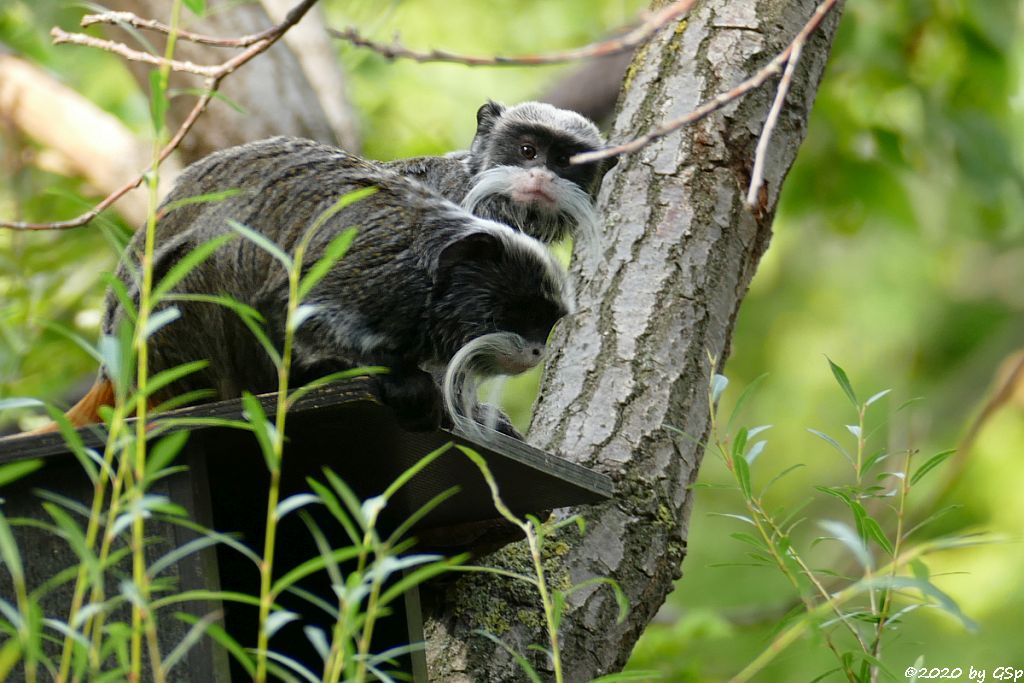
[383,101,616,244]
[104,137,572,430]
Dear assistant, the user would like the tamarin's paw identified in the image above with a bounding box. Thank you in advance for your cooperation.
[378,371,443,432]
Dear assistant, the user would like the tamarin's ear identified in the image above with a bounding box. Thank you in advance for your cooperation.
[475,100,506,136]
[434,231,504,291]
[469,100,506,169]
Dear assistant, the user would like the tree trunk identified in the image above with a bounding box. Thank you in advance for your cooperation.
[424,0,845,680]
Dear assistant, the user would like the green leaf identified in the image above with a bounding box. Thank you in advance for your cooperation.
[146,360,209,398]
[760,463,806,497]
[181,0,206,16]
[150,590,265,611]
[145,431,190,479]
[166,293,265,323]
[733,448,752,498]
[148,534,224,578]
[160,188,242,214]
[378,556,467,608]
[0,460,44,489]
[142,306,180,339]
[305,478,360,546]
[865,389,892,407]
[910,449,956,485]
[386,486,461,546]
[149,71,169,135]
[103,273,138,324]
[153,233,236,301]
[382,442,453,501]
[729,532,768,551]
[745,439,767,464]
[807,428,854,466]
[321,468,370,530]
[286,365,386,405]
[564,576,629,625]
[807,668,843,683]
[905,505,963,538]
[228,219,292,271]
[162,611,218,672]
[471,630,542,683]
[860,449,889,477]
[38,320,104,365]
[298,227,357,300]
[707,512,756,526]
[275,493,320,521]
[725,373,768,433]
[270,548,363,597]
[308,187,376,235]
[0,637,22,681]
[0,515,24,585]
[0,397,44,411]
[731,427,748,464]
[289,304,318,332]
[863,516,894,556]
[710,373,729,402]
[826,356,858,407]
[865,577,977,631]
[818,519,871,569]
[241,393,278,470]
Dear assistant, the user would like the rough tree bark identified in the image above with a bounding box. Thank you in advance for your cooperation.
[424,0,845,680]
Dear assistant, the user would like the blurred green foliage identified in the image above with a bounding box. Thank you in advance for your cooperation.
[1,0,1022,680]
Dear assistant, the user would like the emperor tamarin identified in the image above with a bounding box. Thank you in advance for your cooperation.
[62,137,574,433]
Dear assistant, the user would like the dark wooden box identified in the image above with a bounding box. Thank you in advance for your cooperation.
[0,379,612,682]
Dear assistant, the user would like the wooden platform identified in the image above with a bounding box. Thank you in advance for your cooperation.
[0,379,613,682]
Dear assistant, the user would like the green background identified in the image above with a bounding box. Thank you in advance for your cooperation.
[1,1,1021,680]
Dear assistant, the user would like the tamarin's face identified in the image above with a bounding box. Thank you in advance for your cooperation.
[487,124,602,206]
[463,101,616,244]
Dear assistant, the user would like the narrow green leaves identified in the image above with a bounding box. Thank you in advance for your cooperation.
[298,227,357,300]
[911,449,956,485]
[826,357,858,408]
[153,233,236,301]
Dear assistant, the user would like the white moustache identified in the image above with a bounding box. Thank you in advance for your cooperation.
[462,166,600,252]
[443,331,544,436]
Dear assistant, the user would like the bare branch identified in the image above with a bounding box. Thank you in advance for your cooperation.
[328,0,696,66]
[746,37,805,207]
[51,27,221,77]
[571,0,839,166]
[81,11,262,47]
[1,0,320,231]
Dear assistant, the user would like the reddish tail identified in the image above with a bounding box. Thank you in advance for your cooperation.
[29,378,115,435]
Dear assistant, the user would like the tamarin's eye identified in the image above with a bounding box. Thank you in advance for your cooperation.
[520,144,537,160]
[555,154,569,166]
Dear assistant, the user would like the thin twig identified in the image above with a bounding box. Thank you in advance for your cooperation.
[51,27,220,76]
[81,10,269,47]
[746,37,804,207]
[329,0,696,66]
[572,0,839,166]
[0,0,320,231]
